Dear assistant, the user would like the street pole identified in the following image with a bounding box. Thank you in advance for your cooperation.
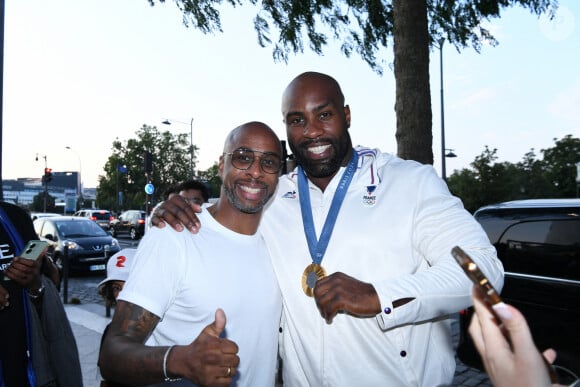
[163,118,195,180]
[36,154,48,212]
[576,162,580,198]
[190,118,194,179]
[439,38,447,181]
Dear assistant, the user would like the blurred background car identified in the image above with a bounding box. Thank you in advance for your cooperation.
[457,198,580,383]
[73,209,114,230]
[30,212,61,221]
[33,216,121,273]
[109,210,146,240]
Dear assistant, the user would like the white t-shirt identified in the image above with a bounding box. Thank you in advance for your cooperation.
[260,147,504,387]
[120,209,282,387]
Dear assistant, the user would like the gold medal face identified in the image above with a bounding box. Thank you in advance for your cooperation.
[302,263,327,297]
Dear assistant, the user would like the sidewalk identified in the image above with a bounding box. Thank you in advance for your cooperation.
[65,302,111,387]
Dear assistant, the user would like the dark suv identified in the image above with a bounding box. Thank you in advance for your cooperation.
[457,199,580,380]
[110,210,146,240]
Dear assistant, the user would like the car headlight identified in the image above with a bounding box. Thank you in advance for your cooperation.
[62,240,80,250]
[111,238,120,248]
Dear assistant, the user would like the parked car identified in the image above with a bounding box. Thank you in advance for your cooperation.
[73,209,114,230]
[110,210,146,240]
[30,212,61,221]
[457,198,580,382]
[33,216,121,273]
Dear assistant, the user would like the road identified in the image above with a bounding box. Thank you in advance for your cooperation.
[63,236,492,386]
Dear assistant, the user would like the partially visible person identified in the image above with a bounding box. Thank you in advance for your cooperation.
[98,248,136,387]
[176,179,210,206]
[468,287,573,387]
[0,201,82,386]
[151,71,504,386]
[98,248,137,311]
[99,122,283,386]
[162,184,179,201]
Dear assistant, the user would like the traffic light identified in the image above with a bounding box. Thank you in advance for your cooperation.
[144,152,153,173]
[43,167,53,183]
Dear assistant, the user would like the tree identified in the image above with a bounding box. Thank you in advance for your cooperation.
[97,124,193,211]
[31,192,56,213]
[147,0,557,164]
[196,162,222,198]
[541,135,580,198]
[447,135,580,213]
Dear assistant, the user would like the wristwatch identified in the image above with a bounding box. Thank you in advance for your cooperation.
[28,284,45,299]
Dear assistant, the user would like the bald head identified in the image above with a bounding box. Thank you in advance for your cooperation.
[223,121,281,155]
[282,72,345,113]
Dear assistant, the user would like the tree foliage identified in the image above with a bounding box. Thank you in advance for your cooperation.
[147,0,557,165]
[97,124,197,212]
[447,135,580,213]
[31,192,56,213]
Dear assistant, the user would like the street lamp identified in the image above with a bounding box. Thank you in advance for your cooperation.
[162,118,194,179]
[437,37,450,181]
[65,146,83,208]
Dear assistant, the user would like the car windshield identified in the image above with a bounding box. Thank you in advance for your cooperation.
[56,220,109,238]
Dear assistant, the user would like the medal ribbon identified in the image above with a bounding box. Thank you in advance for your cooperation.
[298,150,358,264]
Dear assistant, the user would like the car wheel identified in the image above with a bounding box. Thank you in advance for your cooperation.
[130,228,137,240]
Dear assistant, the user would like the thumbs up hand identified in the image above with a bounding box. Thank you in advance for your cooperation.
[167,308,240,386]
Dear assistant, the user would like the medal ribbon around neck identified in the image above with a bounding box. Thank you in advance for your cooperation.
[298,149,358,296]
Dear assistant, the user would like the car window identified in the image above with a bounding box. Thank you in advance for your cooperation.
[497,219,580,281]
[92,212,111,220]
[54,220,109,237]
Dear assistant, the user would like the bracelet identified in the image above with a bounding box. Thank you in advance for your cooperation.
[28,284,45,299]
[162,345,181,382]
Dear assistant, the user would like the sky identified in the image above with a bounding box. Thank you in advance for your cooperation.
[3,0,579,189]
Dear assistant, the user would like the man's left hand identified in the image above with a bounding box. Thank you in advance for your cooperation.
[313,272,381,324]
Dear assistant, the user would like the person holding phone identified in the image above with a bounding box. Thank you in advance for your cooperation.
[0,201,82,386]
[468,287,569,387]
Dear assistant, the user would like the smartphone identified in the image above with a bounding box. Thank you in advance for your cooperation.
[19,240,49,261]
[451,246,502,307]
[2,240,48,281]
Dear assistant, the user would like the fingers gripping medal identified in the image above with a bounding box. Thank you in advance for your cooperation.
[302,263,326,297]
[297,151,358,298]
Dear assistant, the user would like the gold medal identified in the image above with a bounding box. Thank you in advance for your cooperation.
[302,263,326,297]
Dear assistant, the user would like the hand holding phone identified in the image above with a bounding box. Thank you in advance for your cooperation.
[2,240,48,282]
[453,245,560,384]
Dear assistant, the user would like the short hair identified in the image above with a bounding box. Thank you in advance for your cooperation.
[162,184,179,200]
[176,180,210,203]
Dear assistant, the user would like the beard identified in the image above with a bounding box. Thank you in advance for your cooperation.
[291,135,350,178]
[223,180,274,214]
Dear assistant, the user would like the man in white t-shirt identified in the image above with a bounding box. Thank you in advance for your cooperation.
[99,121,283,386]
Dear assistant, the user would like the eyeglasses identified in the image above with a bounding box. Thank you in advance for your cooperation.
[223,148,282,174]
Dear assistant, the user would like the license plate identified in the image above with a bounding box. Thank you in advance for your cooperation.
[90,264,106,271]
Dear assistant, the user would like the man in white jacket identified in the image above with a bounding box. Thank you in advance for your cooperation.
[153,71,505,387]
